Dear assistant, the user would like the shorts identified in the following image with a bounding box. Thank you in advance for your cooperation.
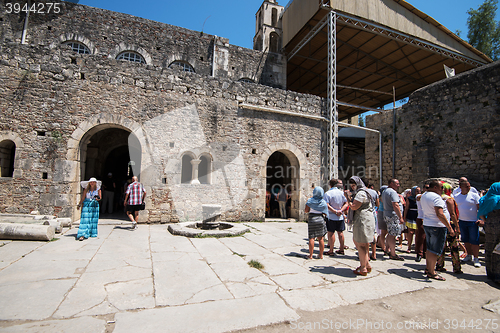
[377,211,387,230]
[423,225,447,256]
[326,219,345,232]
[385,215,402,237]
[126,204,142,213]
[459,220,480,245]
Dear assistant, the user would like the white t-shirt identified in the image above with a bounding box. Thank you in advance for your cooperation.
[452,186,478,197]
[453,191,480,222]
[421,191,450,228]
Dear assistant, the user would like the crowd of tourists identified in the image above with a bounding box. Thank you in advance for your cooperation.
[306,177,500,282]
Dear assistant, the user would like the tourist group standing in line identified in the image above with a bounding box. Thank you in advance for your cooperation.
[305,176,500,282]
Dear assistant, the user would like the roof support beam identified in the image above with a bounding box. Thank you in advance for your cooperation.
[336,12,486,67]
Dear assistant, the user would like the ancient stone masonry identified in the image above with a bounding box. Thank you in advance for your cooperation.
[0,1,285,88]
[365,61,500,190]
[0,3,326,222]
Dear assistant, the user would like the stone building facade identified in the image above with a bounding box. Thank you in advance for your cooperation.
[0,1,327,222]
[365,61,500,190]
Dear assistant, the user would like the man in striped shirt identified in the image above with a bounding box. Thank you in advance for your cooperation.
[124,176,146,230]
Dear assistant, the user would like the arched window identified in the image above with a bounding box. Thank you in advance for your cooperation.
[64,41,90,54]
[169,61,195,73]
[0,140,16,178]
[199,155,212,185]
[272,8,278,27]
[238,78,254,84]
[117,52,146,64]
[181,154,193,184]
[269,32,280,53]
[254,35,263,51]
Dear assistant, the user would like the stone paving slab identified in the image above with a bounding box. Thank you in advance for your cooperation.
[0,316,106,333]
[113,293,299,333]
[0,219,491,332]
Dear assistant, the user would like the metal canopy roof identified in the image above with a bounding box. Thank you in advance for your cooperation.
[283,0,492,121]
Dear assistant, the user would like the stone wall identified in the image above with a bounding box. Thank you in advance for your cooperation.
[365,61,500,190]
[0,1,285,88]
[0,41,326,222]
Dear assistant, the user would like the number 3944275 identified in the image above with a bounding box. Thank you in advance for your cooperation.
[5,2,62,15]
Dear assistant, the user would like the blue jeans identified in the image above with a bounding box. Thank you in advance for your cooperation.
[423,226,447,256]
[459,220,480,245]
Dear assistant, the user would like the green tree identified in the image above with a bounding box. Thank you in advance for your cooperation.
[467,0,500,60]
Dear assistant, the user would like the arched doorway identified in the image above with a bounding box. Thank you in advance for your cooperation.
[79,126,142,216]
[266,151,300,219]
[0,140,16,177]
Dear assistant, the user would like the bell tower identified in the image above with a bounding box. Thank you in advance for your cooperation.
[253,0,284,53]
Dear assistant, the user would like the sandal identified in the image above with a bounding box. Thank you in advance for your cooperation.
[353,267,367,276]
[370,256,377,261]
[335,249,345,255]
[78,236,84,241]
[436,267,447,272]
[390,255,405,261]
[427,273,446,281]
[367,266,372,273]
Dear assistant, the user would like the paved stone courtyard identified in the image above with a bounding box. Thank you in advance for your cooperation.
[0,220,498,332]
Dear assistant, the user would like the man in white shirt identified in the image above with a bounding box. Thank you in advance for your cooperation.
[452,177,479,196]
[421,180,455,281]
[323,179,348,255]
[453,180,482,267]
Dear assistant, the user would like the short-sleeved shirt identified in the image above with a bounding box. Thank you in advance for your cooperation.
[421,191,450,228]
[452,186,478,197]
[382,187,403,219]
[324,187,347,221]
[354,190,370,204]
[126,181,146,205]
[453,191,480,222]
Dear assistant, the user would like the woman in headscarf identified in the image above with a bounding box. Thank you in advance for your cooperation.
[305,186,329,259]
[76,177,102,241]
[479,182,500,282]
[404,186,420,253]
[346,176,376,275]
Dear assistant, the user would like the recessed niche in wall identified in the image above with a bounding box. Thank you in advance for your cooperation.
[42,172,48,179]
[223,146,227,151]
[252,149,257,154]
[71,58,77,64]
[306,153,310,158]
[169,142,175,148]
[162,178,167,184]
[80,73,85,80]
[37,131,46,136]
[200,57,204,61]
[47,26,52,30]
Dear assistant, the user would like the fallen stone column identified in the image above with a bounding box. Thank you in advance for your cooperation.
[0,223,55,241]
[43,220,62,234]
[56,218,72,228]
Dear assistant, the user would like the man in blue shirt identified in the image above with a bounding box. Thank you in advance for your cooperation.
[324,179,349,255]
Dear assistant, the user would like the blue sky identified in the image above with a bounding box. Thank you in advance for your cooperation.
[73,0,493,49]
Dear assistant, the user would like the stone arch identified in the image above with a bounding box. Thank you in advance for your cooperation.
[0,131,24,178]
[65,114,150,221]
[254,35,263,51]
[162,53,198,72]
[198,152,213,185]
[109,43,152,65]
[259,143,308,220]
[51,33,96,54]
[180,151,196,184]
[269,32,280,53]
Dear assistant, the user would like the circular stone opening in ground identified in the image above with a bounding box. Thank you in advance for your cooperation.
[168,222,250,238]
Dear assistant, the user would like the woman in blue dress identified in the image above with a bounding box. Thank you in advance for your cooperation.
[76,177,102,241]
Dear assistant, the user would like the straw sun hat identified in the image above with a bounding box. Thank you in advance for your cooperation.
[80,177,102,190]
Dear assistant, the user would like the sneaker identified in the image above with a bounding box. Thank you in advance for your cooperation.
[462,255,472,262]
[474,258,481,268]
[132,223,137,230]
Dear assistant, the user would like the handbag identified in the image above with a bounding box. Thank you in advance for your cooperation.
[139,202,145,210]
